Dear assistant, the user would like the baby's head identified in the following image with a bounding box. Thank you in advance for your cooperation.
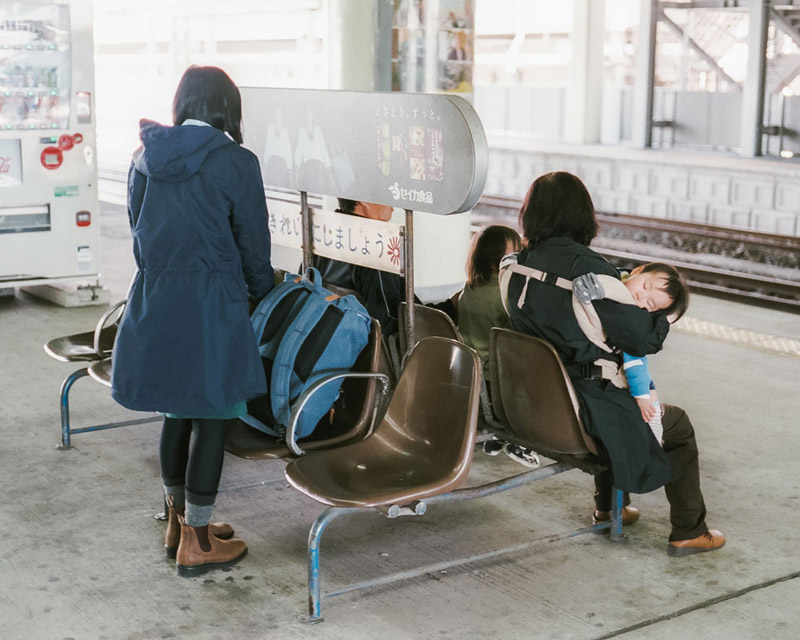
[624,262,689,321]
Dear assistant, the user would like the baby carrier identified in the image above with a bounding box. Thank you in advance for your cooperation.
[498,255,632,389]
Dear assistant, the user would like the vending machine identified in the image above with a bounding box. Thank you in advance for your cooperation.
[0,0,101,301]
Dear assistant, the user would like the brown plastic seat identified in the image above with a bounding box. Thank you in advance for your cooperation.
[88,358,112,387]
[43,300,124,363]
[43,300,137,448]
[285,337,481,508]
[397,302,461,356]
[44,326,117,363]
[488,327,603,471]
[225,320,385,460]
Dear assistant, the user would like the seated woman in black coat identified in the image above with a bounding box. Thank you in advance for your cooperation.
[502,171,724,557]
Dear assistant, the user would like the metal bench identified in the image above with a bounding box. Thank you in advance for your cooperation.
[283,331,626,622]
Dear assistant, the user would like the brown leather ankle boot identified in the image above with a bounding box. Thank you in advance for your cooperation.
[175,515,247,578]
[164,497,235,559]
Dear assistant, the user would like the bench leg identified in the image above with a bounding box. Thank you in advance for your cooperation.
[57,367,90,450]
[303,506,360,624]
[610,488,624,542]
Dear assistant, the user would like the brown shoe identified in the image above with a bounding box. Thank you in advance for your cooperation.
[592,505,640,526]
[164,498,235,559]
[175,515,247,578]
[667,530,725,557]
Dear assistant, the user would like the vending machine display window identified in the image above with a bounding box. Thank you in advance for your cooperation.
[0,3,72,130]
[0,138,22,187]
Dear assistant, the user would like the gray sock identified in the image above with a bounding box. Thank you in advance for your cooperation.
[185,501,214,528]
[164,484,185,512]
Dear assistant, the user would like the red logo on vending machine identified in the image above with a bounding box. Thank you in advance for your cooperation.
[40,146,63,170]
[0,156,11,173]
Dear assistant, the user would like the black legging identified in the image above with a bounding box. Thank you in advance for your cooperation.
[160,417,228,507]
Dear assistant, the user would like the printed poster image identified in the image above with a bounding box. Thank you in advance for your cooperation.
[409,125,426,181]
[391,132,408,172]
[377,123,391,176]
[427,128,443,182]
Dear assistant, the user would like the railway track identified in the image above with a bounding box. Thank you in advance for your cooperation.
[474,195,800,314]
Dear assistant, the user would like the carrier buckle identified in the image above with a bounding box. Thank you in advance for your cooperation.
[581,363,603,380]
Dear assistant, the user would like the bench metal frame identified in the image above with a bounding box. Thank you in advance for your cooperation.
[47,300,160,449]
[57,365,160,449]
[300,464,624,623]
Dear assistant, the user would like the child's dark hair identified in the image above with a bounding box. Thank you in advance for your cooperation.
[467,225,522,287]
[172,66,243,144]
[638,262,690,322]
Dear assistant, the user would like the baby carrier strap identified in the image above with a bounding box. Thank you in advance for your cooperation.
[572,274,634,355]
[498,257,574,313]
[498,255,629,389]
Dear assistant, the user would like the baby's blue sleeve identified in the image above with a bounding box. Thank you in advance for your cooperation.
[623,352,653,398]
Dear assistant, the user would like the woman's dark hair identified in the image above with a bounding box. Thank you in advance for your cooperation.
[172,66,243,144]
[636,262,691,322]
[466,225,521,287]
[518,171,598,248]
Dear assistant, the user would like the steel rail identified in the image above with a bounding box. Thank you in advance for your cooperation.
[476,194,800,250]
[474,195,800,313]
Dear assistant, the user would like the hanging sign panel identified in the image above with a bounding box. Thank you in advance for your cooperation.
[241,88,487,215]
[266,199,404,275]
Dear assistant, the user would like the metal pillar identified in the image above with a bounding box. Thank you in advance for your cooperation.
[300,191,313,271]
[403,209,415,355]
[328,0,378,91]
[565,0,605,144]
[741,0,770,157]
[633,0,658,148]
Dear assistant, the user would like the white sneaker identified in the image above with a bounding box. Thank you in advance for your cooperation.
[503,443,541,468]
[482,438,505,456]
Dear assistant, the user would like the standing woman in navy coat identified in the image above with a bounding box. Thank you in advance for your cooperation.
[111,66,274,577]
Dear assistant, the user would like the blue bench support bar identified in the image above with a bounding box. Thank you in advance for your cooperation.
[302,462,624,623]
[59,367,90,448]
[58,366,160,449]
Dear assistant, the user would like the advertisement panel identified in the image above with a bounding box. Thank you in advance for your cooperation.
[241,88,487,215]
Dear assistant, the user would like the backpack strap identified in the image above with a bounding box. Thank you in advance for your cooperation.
[239,413,285,438]
[243,271,319,438]
[270,294,335,432]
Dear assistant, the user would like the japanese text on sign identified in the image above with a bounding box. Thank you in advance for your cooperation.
[266,199,404,275]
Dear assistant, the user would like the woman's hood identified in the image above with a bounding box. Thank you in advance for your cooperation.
[132,119,234,182]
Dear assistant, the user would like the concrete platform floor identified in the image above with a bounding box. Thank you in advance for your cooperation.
[1,200,799,640]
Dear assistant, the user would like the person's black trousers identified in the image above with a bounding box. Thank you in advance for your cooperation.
[594,404,708,541]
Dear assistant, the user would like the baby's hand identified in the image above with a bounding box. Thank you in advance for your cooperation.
[636,397,656,422]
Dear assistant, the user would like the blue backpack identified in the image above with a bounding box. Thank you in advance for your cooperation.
[243,267,371,441]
